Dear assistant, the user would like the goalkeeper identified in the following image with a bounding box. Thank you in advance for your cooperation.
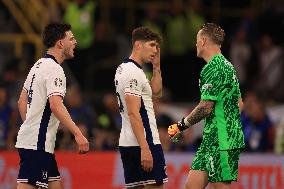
[168,23,245,189]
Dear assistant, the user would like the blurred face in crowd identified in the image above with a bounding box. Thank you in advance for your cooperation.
[260,34,273,51]
[103,93,119,113]
[65,86,82,108]
[137,40,159,63]
[0,88,7,108]
[59,31,77,59]
[244,93,265,121]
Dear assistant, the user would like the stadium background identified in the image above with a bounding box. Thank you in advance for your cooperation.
[0,0,283,188]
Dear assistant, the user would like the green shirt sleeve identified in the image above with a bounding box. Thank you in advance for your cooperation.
[200,66,223,101]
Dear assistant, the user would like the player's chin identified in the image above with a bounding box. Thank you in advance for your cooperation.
[67,52,75,59]
[196,52,201,58]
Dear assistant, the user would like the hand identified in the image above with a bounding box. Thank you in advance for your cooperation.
[152,47,160,68]
[75,134,89,154]
[168,124,182,142]
[141,147,153,172]
[168,118,188,142]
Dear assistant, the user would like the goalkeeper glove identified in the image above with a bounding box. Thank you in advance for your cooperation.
[168,118,187,142]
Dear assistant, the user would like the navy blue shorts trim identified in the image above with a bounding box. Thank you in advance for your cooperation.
[119,144,168,188]
[17,149,61,188]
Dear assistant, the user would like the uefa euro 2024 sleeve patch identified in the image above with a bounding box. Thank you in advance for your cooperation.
[54,78,63,87]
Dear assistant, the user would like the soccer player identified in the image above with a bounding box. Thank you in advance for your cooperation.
[16,23,89,189]
[114,27,168,188]
[168,23,245,189]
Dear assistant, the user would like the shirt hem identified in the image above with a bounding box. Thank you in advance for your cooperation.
[15,144,54,154]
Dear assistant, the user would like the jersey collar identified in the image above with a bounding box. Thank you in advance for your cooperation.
[123,58,142,69]
[209,53,223,64]
[44,54,59,64]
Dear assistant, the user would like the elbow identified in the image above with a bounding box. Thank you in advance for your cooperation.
[203,104,214,117]
[127,111,136,118]
[18,99,25,109]
[128,111,140,119]
[17,99,22,109]
[205,109,213,117]
[49,102,58,114]
[207,104,215,115]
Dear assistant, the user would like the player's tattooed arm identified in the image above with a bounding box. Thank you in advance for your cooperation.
[184,100,215,127]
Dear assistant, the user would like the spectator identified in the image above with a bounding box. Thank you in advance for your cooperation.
[153,98,174,151]
[0,83,18,150]
[256,34,284,102]
[164,0,188,56]
[56,119,89,151]
[65,85,97,139]
[241,92,275,152]
[230,26,252,87]
[185,0,205,51]
[92,93,120,150]
[274,118,284,154]
[64,0,96,87]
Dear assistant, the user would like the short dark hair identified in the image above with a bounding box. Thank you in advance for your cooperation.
[200,23,225,46]
[132,27,162,45]
[42,23,71,48]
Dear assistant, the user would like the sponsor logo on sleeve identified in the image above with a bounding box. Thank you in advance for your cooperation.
[202,83,213,90]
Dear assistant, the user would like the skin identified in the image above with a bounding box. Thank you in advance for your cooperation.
[172,29,240,189]
[17,30,89,189]
[125,39,163,189]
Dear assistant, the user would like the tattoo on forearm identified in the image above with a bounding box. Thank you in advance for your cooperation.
[185,100,214,126]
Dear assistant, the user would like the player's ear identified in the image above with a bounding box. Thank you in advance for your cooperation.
[56,40,64,49]
[202,36,207,46]
[134,41,141,50]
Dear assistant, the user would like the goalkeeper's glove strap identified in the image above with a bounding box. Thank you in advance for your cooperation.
[177,117,188,132]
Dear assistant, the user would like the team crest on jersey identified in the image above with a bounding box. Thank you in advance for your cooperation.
[202,83,213,90]
[54,78,63,87]
[129,79,138,89]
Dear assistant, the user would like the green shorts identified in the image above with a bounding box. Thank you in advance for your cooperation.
[191,145,241,183]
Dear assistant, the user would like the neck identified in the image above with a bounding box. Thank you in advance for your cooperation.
[203,47,221,63]
[129,52,143,66]
[47,48,64,64]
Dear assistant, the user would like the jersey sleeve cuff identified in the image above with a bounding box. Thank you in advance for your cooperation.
[23,87,28,92]
[47,92,65,98]
[201,95,218,101]
[125,92,141,97]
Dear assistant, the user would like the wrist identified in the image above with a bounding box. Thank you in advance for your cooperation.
[72,124,81,137]
[153,69,161,73]
[140,144,149,150]
[177,117,190,131]
[183,117,191,127]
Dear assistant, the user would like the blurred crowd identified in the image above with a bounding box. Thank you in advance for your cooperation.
[0,0,284,153]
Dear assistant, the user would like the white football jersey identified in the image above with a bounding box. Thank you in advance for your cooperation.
[15,54,66,154]
[114,59,161,146]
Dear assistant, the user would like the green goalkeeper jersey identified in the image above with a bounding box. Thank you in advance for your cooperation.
[199,54,245,150]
